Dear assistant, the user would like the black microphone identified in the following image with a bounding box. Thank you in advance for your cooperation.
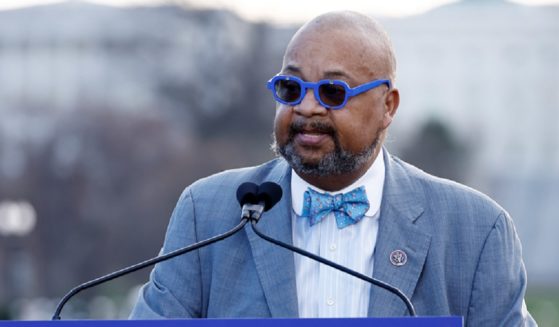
[249,183,417,317]
[237,182,282,221]
[52,182,264,320]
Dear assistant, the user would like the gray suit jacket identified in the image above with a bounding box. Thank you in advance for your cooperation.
[130,151,536,326]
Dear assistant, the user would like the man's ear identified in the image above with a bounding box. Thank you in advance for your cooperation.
[382,88,399,129]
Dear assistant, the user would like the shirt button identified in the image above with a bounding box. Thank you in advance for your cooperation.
[327,298,335,306]
[329,244,337,251]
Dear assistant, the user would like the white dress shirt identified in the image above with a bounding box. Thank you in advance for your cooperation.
[291,150,386,318]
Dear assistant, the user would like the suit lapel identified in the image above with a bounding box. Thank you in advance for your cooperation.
[368,151,432,316]
[245,160,299,317]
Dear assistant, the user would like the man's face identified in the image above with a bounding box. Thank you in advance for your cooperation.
[273,27,393,179]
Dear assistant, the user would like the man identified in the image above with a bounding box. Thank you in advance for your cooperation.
[130,11,536,326]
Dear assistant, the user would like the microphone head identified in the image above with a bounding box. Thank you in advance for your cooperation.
[236,182,259,207]
[257,182,283,211]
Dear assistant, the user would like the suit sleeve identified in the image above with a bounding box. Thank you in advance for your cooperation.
[466,211,537,326]
[129,187,203,319]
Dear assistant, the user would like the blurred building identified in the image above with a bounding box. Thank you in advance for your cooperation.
[382,0,559,284]
[0,1,255,112]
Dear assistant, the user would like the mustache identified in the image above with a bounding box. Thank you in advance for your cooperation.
[288,120,336,137]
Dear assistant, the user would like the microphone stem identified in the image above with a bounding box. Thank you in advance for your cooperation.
[52,218,249,320]
[249,220,416,317]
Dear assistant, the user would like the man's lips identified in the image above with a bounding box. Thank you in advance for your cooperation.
[294,131,331,146]
[288,120,336,147]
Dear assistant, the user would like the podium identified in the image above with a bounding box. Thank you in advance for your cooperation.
[0,317,462,326]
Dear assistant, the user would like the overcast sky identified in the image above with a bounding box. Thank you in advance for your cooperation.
[1,0,557,24]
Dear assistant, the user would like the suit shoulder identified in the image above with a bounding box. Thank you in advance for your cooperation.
[391,155,506,224]
[171,158,289,231]
[186,158,289,194]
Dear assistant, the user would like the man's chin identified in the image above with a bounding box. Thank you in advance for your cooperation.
[287,150,330,169]
[276,145,321,174]
[291,150,326,164]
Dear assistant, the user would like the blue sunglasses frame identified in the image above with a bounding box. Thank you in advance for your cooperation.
[267,75,391,110]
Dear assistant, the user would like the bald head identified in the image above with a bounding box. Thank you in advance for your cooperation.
[273,11,401,191]
[284,11,397,81]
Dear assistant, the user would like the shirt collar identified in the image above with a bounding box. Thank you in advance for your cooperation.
[291,150,385,217]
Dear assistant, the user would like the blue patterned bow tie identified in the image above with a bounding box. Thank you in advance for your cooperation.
[301,186,370,229]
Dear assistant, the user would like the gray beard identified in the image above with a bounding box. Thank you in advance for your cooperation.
[271,132,379,177]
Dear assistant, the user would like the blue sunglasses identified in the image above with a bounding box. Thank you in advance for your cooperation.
[267,75,391,110]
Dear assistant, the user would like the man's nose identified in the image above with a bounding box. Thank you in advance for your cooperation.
[293,88,328,117]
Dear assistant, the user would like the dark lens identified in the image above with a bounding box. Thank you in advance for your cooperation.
[275,79,301,103]
[319,83,346,107]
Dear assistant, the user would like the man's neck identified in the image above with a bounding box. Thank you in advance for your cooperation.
[297,147,382,192]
